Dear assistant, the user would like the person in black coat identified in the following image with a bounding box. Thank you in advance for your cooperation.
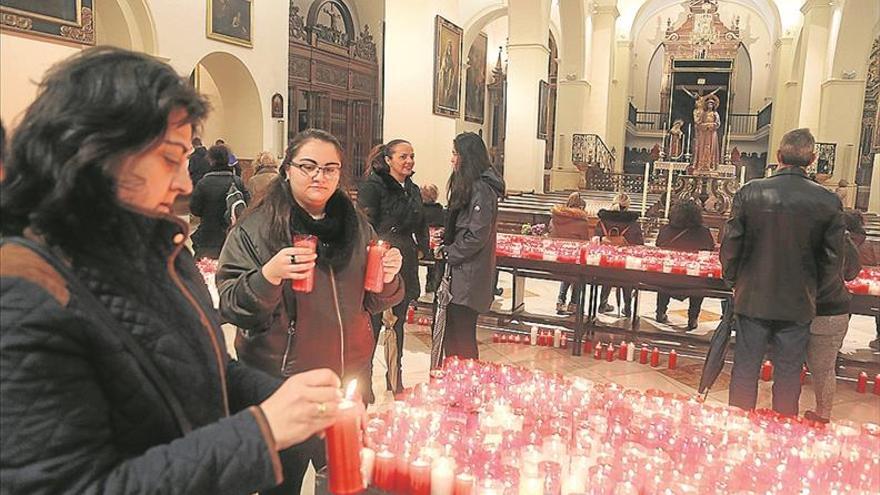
[595,193,644,317]
[188,137,210,185]
[721,128,845,416]
[190,145,249,259]
[654,200,716,329]
[357,139,428,397]
[0,47,342,495]
[420,183,447,294]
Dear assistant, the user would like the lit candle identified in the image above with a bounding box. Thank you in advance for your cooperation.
[453,473,475,495]
[606,344,615,362]
[639,346,649,364]
[430,457,455,495]
[360,447,375,487]
[856,372,868,393]
[410,458,432,495]
[324,380,364,495]
[650,347,660,367]
[364,240,388,293]
[619,342,628,360]
[668,350,677,370]
[291,234,317,293]
[761,360,773,382]
[373,449,395,491]
[594,343,603,360]
[518,475,543,495]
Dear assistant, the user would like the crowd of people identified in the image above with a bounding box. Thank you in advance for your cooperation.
[0,46,877,494]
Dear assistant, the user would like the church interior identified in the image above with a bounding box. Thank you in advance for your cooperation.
[1,0,879,493]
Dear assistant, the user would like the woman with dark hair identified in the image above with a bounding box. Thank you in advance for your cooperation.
[0,47,343,494]
[357,139,428,397]
[190,144,249,259]
[217,129,404,492]
[435,132,505,359]
[654,200,715,329]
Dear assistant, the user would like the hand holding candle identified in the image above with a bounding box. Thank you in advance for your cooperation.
[381,246,403,283]
[259,368,342,450]
[261,243,318,287]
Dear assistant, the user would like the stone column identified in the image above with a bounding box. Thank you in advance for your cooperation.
[607,39,633,173]
[583,1,619,138]
[794,0,833,131]
[768,34,797,158]
[503,0,552,193]
[869,154,880,214]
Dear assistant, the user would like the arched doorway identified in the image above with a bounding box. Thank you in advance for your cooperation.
[94,0,157,54]
[191,52,263,176]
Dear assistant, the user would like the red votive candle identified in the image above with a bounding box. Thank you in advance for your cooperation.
[394,452,410,494]
[364,240,388,293]
[761,360,773,382]
[453,473,474,495]
[409,458,431,495]
[606,344,615,362]
[291,234,317,293]
[594,343,603,360]
[650,347,660,367]
[324,380,363,495]
[874,374,880,395]
[619,342,628,360]
[407,306,415,324]
[373,450,395,491]
[492,333,500,343]
[583,339,593,354]
[668,350,677,369]
[639,346,649,364]
[856,372,868,393]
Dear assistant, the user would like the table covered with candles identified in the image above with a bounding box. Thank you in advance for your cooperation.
[316,358,879,495]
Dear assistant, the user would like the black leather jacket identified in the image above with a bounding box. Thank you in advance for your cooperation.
[720,166,845,323]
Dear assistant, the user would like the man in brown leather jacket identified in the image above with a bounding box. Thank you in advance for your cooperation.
[721,128,845,416]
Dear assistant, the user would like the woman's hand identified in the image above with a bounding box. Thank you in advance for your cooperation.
[259,369,342,451]
[261,246,318,286]
[382,247,403,283]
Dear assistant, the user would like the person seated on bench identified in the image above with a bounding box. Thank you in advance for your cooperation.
[595,193,644,317]
[655,200,715,329]
[550,192,591,314]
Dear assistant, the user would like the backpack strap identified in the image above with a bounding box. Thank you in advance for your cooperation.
[667,228,690,246]
[599,221,609,237]
[619,225,631,236]
[1,237,194,435]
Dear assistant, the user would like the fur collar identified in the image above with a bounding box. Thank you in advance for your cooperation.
[289,190,359,270]
[597,208,639,223]
[551,205,590,220]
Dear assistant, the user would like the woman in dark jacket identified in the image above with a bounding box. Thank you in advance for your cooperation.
[595,192,644,316]
[0,47,342,495]
[436,132,506,359]
[654,200,716,329]
[217,129,404,492]
[190,144,249,259]
[357,140,428,396]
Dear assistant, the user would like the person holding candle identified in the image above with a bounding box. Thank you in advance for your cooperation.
[0,47,348,494]
[654,200,716,330]
[722,128,845,417]
[217,129,404,493]
[803,216,862,423]
[358,139,429,398]
[434,132,506,360]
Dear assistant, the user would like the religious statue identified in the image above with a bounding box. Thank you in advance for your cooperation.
[683,88,722,171]
[322,4,343,33]
[667,119,684,159]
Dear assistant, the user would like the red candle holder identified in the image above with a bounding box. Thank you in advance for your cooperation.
[668,350,677,370]
[761,361,773,382]
[409,458,431,495]
[639,346,649,365]
[492,333,500,343]
[453,473,474,495]
[650,348,660,368]
[407,306,416,324]
[373,450,395,491]
[594,344,603,360]
[291,234,317,293]
[619,342,628,360]
[583,340,593,354]
[606,345,615,362]
[856,372,868,393]
[874,374,880,395]
[324,381,364,495]
[364,240,388,293]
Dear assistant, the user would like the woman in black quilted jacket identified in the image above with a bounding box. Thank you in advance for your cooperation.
[0,47,343,495]
[190,144,249,259]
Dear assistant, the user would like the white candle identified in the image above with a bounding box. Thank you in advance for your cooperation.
[641,162,650,217]
[626,343,635,361]
[686,125,691,155]
[519,475,544,495]
[430,456,455,495]
[740,164,746,186]
[530,326,538,346]
[360,447,375,487]
[553,329,562,348]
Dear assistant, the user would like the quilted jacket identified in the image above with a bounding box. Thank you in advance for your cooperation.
[0,211,289,494]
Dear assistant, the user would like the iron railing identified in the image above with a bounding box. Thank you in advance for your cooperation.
[572,133,615,171]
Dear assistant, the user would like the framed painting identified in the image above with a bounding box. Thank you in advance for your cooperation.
[537,80,549,140]
[433,15,462,118]
[0,0,94,45]
[207,0,252,48]
[814,142,836,176]
[271,93,284,118]
[464,32,488,124]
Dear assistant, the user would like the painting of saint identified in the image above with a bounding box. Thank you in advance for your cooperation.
[433,16,463,117]
[0,0,94,45]
[207,0,252,48]
[465,33,488,124]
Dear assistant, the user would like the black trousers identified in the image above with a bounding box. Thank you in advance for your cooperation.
[599,285,633,312]
[262,436,325,495]
[369,298,410,394]
[443,303,479,360]
[656,293,704,319]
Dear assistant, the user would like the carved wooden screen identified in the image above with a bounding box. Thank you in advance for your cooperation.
[350,99,372,178]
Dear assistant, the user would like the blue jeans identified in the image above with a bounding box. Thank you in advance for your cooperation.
[729,314,810,416]
[557,282,582,305]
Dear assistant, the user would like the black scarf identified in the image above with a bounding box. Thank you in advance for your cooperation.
[288,190,358,270]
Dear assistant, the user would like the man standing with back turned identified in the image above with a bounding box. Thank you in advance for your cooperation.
[721,128,845,416]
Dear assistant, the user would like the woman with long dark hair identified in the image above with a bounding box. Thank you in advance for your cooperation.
[358,139,428,398]
[190,143,248,259]
[217,129,404,493]
[436,132,505,359]
[0,47,343,494]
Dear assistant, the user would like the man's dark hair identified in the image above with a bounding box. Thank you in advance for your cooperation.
[215,138,225,145]
[192,137,203,148]
[208,144,230,170]
[0,46,209,254]
[778,128,815,168]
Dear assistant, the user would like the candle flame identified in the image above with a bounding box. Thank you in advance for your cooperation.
[345,379,358,400]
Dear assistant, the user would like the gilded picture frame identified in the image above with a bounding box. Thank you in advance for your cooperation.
[207,0,253,48]
[0,0,94,45]
[433,15,463,118]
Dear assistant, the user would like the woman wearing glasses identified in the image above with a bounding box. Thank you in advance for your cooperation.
[216,128,404,494]
[435,132,505,359]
